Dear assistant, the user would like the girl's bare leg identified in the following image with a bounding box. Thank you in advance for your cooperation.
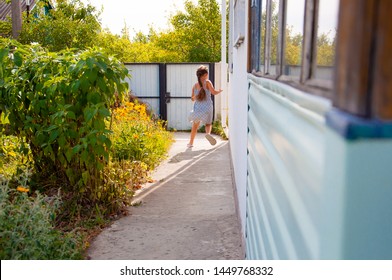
[205,123,212,134]
[204,123,217,145]
[189,121,200,146]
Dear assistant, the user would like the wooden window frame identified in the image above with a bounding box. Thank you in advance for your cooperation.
[250,0,335,98]
[334,0,392,120]
[249,0,392,120]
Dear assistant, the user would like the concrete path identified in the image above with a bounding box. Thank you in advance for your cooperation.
[87,132,243,260]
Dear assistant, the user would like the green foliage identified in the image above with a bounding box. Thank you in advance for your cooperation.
[18,0,101,52]
[317,33,336,66]
[96,31,134,62]
[212,120,228,140]
[0,38,129,209]
[90,100,173,214]
[116,0,222,63]
[285,27,302,66]
[0,18,12,38]
[103,160,147,203]
[0,135,30,179]
[111,101,173,170]
[0,176,83,259]
[8,0,223,63]
[170,0,222,62]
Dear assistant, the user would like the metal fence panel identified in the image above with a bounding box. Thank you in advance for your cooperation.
[124,64,160,115]
[124,63,214,130]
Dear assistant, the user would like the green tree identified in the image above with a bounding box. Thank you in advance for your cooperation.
[18,0,101,52]
[316,32,336,66]
[96,30,134,62]
[143,28,188,62]
[170,0,222,62]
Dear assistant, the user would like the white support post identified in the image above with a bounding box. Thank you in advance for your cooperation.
[221,0,229,130]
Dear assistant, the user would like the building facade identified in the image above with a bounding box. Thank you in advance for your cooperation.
[227,0,392,259]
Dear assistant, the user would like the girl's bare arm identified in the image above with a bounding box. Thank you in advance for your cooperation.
[191,84,196,101]
[206,80,223,95]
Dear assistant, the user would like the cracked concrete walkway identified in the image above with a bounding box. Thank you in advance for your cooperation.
[87,132,243,260]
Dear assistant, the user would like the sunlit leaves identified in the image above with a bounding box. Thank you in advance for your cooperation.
[0,39,129,205]
[18,0,101,52]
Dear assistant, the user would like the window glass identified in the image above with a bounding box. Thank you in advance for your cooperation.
[260,0,267,73]
[283,0,305,77]
[269,0,280,75]
[315,0,339,80]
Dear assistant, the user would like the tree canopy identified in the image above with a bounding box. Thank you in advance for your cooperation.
[1,0,335,65]
[122,0,223,63]
[169,0,222,62]
[18,0,101,52]
[3,0,222,63]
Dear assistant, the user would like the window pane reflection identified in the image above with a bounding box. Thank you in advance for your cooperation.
[315,0,339,80]
[283,0,305,77]
[269,0,280,75]
[260,0,267,73]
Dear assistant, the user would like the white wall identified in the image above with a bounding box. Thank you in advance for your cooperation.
[228,0,249,235]
[228,0,392,260]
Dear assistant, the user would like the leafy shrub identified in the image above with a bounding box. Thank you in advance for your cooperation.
[212,120,228,140]
[0,19,11,38]
[0,176,83,259]
[101,160,148,210]
[111,101,173,170]
[0,39,129,209]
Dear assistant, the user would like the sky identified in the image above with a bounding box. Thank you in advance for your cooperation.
[81,0,190,36]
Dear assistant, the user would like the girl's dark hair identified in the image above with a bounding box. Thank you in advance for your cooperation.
[196,65,208,101]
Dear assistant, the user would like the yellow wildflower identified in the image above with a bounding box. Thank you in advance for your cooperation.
[17,186,29,193]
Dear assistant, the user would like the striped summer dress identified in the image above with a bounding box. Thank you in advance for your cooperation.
[188,81,213,125]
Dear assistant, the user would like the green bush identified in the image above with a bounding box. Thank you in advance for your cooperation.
[0,39,129,209]
[0,176,83,259]
[0,19,11,38]
[111,101,173,170]
[102,160,148,207]
[212,120,228,140]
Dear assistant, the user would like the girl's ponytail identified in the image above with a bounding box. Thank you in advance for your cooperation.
[196,66,208,101]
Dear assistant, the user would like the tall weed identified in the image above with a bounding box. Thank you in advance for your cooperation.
[0,176,83,259]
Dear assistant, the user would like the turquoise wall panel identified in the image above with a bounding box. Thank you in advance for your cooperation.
[246,75,392,260]
[321,130,392,259]
[246,76,330,259]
